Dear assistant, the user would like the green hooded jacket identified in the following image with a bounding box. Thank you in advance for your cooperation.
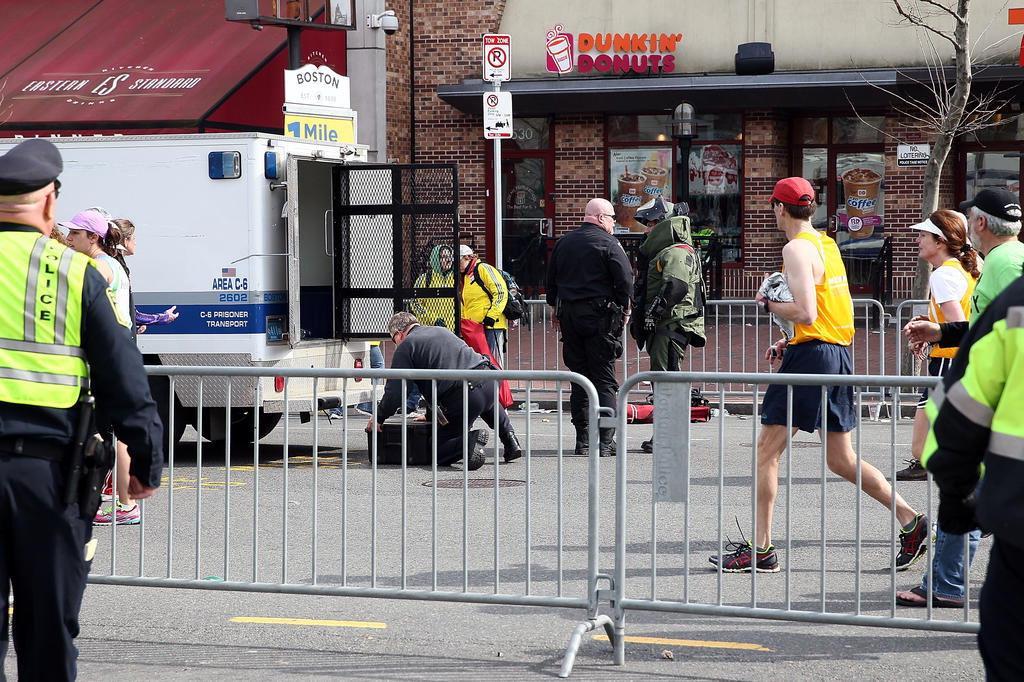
[639,215,706,342]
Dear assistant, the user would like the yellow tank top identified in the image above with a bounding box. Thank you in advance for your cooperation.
[788,230,855,346]
[927,258,975,358]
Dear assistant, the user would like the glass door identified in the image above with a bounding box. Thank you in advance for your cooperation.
[501,156,551,294]
[834,151,886,289]
[965,150,1020,200]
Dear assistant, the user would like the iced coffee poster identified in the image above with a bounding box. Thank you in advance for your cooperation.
[609,147,672,232]
[689,145,740,197]
[835,153,885,256]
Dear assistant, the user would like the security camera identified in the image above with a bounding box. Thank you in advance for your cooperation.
[367,10,399,35]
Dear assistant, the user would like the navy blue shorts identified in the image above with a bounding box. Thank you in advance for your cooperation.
[760,340,856,433]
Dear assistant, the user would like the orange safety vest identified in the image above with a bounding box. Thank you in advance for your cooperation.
[927,258,976,359]
[788,230,855,347]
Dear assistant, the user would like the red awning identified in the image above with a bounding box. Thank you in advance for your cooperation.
[1,0,345,134]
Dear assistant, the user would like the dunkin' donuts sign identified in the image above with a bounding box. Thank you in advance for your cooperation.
[545,24,682,75]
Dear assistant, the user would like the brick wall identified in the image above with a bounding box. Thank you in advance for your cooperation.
[883,113,955,300]
[385,0,411,164]
[552,114,604,233]
[386,0,507,251]
[742,111,789,275]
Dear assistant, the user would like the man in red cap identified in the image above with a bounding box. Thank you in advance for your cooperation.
[710,177,927,573]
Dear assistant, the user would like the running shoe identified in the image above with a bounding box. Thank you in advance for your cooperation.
[94,502,141,526]
[709,540,780,573]
[709,522,780,573]
[896,513,929,571]
[895,459,928,481]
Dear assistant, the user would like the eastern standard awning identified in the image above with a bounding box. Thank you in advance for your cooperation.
[437,65,1024,115]
[0,0,344,134]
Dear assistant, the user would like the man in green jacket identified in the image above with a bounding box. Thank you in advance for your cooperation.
[634,201,706,453]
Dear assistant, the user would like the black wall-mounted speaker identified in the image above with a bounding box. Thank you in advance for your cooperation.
[735,42,775,75]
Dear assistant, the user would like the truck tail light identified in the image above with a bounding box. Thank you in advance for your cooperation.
[274,376,285,392]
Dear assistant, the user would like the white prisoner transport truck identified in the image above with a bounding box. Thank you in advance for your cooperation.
[0,133,460,447]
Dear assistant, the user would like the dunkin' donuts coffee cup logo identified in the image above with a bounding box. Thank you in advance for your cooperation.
[545,26,575,74]
[544,24,682,75]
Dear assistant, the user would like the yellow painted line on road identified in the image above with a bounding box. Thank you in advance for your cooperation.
[231,616,386,629]
[593,634,770,651]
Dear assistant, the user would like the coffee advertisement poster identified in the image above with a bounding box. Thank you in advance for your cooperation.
[835,153,885,256]
[609,147,672,232]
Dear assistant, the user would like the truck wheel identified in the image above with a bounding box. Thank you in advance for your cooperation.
[200,408,283,447]
[149,374,187,451]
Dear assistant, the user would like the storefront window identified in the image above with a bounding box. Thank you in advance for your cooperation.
[966,151,1020,200]
[801,147,828,230]
[835,152,885,254]
[607,115,673,142]
[831,116,885,144]
[966,107,1024,142]
[688,143,742,262]
[607,113,744,262]
[793,116,888,291]
[794,117,827,145]
[609,147,673,231]
[508,117,551,151]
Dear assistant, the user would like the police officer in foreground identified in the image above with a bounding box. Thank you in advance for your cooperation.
[365,312,522,470]
[631,199,706,453]
[546,198,633,457]
[922,274,1024,679]
[0,139,164,679]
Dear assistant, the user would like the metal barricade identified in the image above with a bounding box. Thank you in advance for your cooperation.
[893,299,931,376]
[509,299,890,401]
[91,365,616,669]
[606,371,979,669]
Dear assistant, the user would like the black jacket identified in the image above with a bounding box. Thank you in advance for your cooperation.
[376,325,488,421]
[546,223,633,308]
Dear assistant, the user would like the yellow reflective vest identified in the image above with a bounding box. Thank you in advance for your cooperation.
[923,276,1024,544]
[0,232,92,408]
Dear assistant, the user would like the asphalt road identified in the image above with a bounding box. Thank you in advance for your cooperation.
[6,406,985,679]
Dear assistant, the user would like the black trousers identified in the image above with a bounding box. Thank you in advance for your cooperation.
[434,380,511,466]
[979,537,1024,681]
[0,454,91,681]
[558,300,621,429]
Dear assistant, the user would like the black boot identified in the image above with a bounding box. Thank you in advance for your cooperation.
[501,429,523,463]
[573,423,589,457]
[465,429,487,471]
[599,428,616,458]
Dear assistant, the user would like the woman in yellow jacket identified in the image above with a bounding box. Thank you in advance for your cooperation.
[459,244,509,367]
[411,244,456,329]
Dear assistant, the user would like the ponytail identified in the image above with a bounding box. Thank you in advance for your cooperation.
[930,209,981,280]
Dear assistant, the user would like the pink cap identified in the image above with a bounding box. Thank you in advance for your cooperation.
[58,209,109,238]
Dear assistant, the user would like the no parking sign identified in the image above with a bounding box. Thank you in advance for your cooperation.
[483,34,511,82]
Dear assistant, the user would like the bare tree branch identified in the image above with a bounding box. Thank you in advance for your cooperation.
[892,0,960,48]
[842,90,912,144]
[917,0,967,24]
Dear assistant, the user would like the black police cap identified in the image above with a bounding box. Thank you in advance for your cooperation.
[0,139,63,195]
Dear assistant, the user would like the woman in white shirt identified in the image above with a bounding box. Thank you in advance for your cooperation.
[897,208,981,481]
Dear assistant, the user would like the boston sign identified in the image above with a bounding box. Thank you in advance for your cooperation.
[545,24,683,75]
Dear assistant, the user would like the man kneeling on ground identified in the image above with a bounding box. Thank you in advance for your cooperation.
[365,312,522,470]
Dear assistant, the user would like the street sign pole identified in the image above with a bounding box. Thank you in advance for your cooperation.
[483,33,511,270]
[493,80,503,269]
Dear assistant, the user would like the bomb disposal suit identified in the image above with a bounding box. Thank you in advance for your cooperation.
[637,215,706,369]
